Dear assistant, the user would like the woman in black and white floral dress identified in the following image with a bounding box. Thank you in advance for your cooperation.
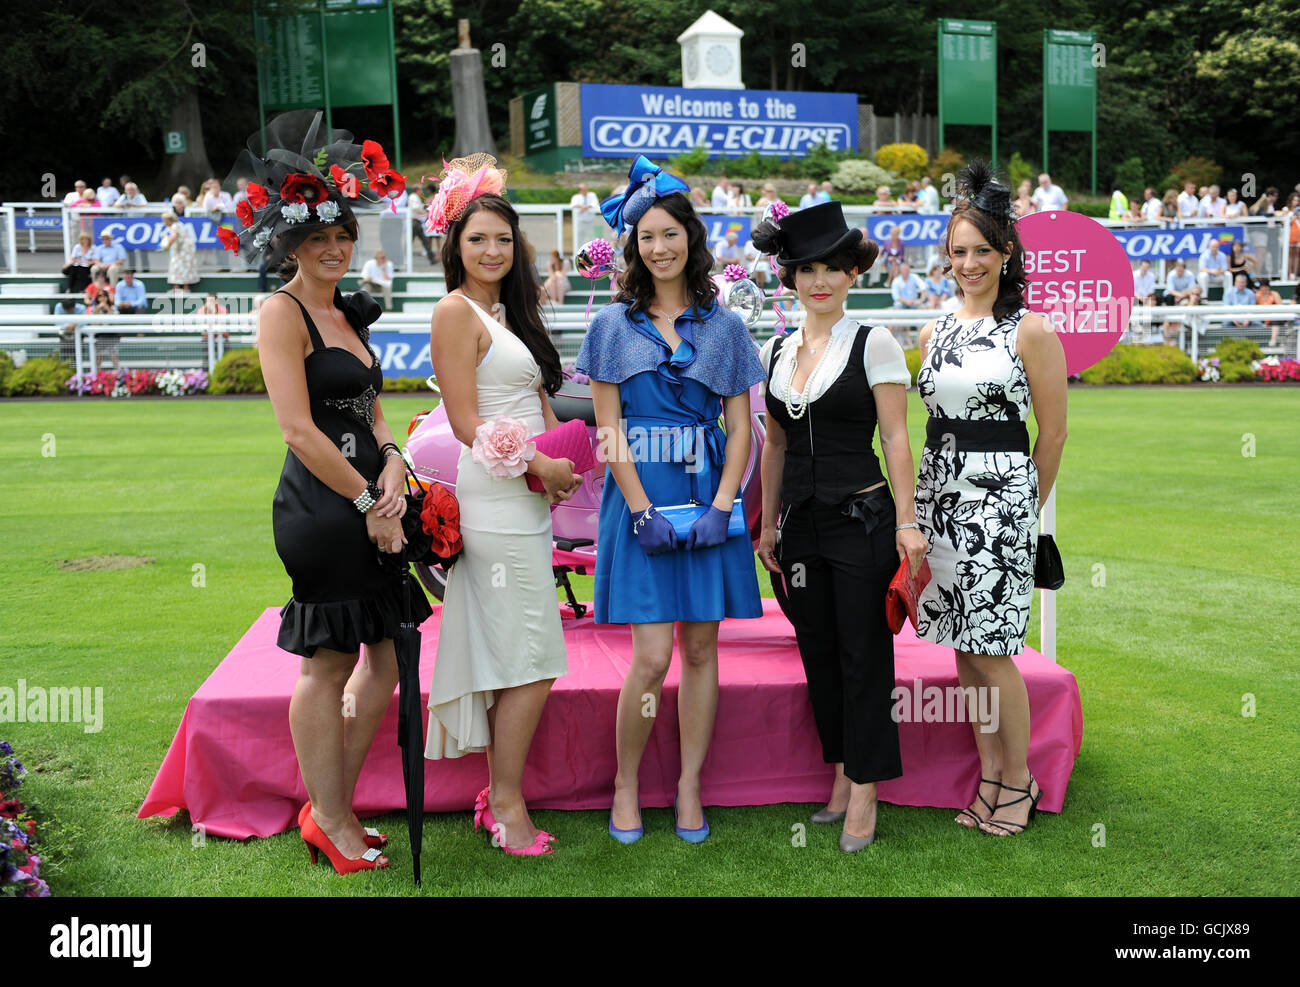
[914,163,1067,837]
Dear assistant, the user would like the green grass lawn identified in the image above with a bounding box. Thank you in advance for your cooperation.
[2,387,1297,896]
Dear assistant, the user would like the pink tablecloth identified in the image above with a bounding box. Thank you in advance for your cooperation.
[139,601,1082,839]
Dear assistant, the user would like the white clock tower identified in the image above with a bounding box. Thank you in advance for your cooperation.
[677,10,744,90]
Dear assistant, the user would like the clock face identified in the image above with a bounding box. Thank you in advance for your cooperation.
[685,46,699,80]
[705,43,733,75]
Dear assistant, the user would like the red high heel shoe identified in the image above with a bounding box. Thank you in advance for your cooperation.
[301,811,390,874]
[472,787,555,856]
[299,801,387,849]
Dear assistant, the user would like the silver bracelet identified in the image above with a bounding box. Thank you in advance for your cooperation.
[895,522,920,532]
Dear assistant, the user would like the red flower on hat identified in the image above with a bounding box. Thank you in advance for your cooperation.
[235,200,255,227]
[279,172,330,205]
[329,164,359,198]
[217,227,241,253]
[361,140,390,182]
[420,482,462,561]
[371,169,406,197]
[246,183,269,209]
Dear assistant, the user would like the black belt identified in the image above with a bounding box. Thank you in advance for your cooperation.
[926,417,1029,454]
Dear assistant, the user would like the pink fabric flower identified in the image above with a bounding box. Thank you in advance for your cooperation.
[424,156,508,235]
[471,417,536,479]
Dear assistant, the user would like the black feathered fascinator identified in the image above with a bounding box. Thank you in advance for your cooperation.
[957,161,1016,222]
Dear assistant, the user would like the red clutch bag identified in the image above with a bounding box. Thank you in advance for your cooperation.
[886,558,932,634]
[524,419,597,492]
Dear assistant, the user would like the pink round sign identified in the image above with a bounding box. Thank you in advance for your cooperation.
[1018,210,1133,376]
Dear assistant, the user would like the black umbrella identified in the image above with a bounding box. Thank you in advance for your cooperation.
[394,569,425,887]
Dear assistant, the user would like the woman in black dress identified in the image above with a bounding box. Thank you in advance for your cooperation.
[231,110,431,874]
[753,202,929,852]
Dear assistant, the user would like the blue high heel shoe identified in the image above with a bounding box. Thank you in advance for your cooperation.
[608,802,643,845]
[673,796,709,844]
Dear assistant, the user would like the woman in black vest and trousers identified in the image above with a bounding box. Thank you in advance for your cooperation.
[754,202,929,852]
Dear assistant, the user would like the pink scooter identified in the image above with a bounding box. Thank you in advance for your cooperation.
[403,367,771,618]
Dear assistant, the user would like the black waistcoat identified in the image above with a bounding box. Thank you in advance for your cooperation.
[765,325,887,507]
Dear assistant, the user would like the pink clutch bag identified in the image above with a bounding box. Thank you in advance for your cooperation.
[524,419,597,492]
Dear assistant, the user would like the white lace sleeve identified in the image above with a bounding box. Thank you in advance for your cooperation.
[864,325,911,387]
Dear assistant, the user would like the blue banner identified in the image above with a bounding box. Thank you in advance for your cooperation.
[580,83,858,159]
[1110,225,1243,260]
[699,213,753,245]
[370,331,433,380]
[15,214,62,230]
[92,215,236,250]
[861,213,950,246]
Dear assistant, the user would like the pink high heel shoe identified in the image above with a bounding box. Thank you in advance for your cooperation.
[472,787,555,856]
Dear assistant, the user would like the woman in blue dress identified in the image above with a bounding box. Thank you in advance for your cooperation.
[575,157,765,844]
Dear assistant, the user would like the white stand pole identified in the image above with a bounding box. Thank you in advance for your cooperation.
[1039,485,1057,662]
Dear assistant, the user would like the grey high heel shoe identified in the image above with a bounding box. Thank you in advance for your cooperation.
[811,807,846,824]
[839,829,876,853]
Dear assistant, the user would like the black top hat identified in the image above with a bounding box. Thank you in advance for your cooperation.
[750,201,862,267]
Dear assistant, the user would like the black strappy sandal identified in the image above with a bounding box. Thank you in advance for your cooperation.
[981,774,1043,837]
[956,778,1001,829]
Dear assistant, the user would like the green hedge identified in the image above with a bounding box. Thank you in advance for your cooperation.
[1069,202,1110,218]
[384,377,435,393]
[903,347,922,386]
[1209,337,1263,383]
[6,356,73,396]
[210,348,265,394]
[0,351,13,396]
[1079,344,1197,384]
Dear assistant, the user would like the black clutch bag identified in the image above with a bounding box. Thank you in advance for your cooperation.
[1034,534,1064,591]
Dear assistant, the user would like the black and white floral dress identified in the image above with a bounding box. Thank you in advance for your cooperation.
[914,309,1038,655]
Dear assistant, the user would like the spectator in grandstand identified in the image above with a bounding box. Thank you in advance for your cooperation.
[115,270,148,315]
[1107,182,1129,220]
[1226,240,1255,287]
[1250,187,1278,216]
[1132,259,1157,305]
[711,175,731,210]
[408,182,437,265]
[1140,188,1163,222]
[543,249,567,306]
[1162,283,1201,345]
[199,178,232,218]
[62,231,96,294]
[727,182,753,210]
[1253,277,1286,347]
[742,238,767,288]
[170,186,192,217]
[158,210,198,292]
[1162,259,1196,305]
[713,230,744,268]
[799,183,819,209]
[200,292,229,316]
[923,262,951,307]
[570,181,600,251]
[888,261,926,344]
[1199,184,1225,218]
[755,183,781,213]
[1287,194,1300,278]
[1031,172,1068,210]
[63,180,88,208]
[871,184,896,211]
[690,187,709,209]
[84,271,114,309]
[87,289,121,370]
[97,178,120,208]
[1177,181,1200,220]
[1196,238,1229,295]
[1125,197,1145,223]
[1222,188,1247,218]
[1013,179,1035,218]
[91,230,128,286]
[918,176,941,214]
[71,187,100,236]
[359,249,395,311]
[1223,272,1256,328]
[879,225,906,286]
[118,182,147,209]
[898,181,921,211]
[818,181,833,203]
[1161,189,1179,221]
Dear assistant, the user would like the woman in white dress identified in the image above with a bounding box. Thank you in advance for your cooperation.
[159,211,198,291]
[914,163,1067,837]
[423,157,581,856]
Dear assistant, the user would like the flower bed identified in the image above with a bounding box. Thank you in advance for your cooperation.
[1253,357,1300,382]
[1,740,47,897]
[65,368,209,397]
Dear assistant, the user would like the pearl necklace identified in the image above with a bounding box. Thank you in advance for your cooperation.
[782,332,832,421]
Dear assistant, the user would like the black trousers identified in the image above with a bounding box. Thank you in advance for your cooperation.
[778,488,903,785]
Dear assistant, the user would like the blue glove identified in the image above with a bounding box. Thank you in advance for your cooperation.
[686,506,731,550]
[632,505,678,556]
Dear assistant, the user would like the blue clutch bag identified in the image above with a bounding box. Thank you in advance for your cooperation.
[657,498,747,540]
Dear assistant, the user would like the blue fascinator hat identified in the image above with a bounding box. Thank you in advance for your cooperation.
[600,155,691,233]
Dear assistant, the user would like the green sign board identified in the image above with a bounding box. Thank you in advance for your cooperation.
[937,19,997,166]
[1042,29,1097,194]
[523,85,557,155]
[164,131,187,154]
[254,1,402,167]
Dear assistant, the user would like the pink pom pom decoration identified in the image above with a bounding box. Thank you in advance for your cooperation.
[471,417,536,479]
[770,200,790,221]
[723,264,748,282]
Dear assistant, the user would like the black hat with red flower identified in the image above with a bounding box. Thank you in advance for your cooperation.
[221,109,406,267]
